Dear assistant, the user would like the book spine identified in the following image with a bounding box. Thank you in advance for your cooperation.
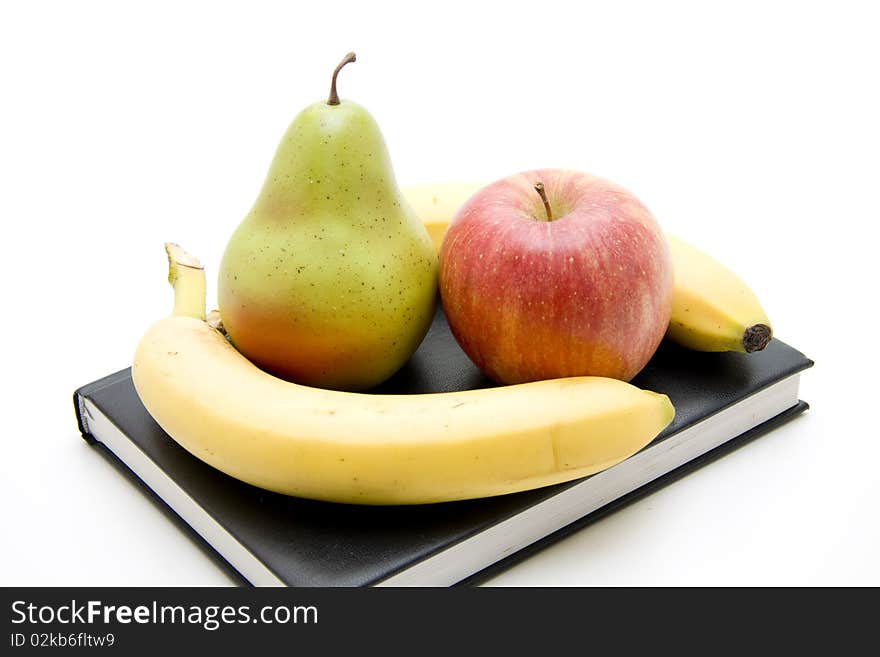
[72,368,133,444]
[73,391,96,444]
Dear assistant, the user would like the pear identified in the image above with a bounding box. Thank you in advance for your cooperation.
[218,53,438,391]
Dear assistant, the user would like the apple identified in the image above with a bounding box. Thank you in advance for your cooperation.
[438,168,673,385]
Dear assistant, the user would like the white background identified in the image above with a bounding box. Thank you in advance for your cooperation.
[1,0,877,586]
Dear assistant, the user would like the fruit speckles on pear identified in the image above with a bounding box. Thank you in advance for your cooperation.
[217,73,437,391]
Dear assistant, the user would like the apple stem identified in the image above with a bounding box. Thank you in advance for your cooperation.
[327,52,357,106]
[534,182,553,222]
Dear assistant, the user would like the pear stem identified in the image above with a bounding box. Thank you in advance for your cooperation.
[327,52,357,106]
[534,182,553,221]
[165,242,206,320]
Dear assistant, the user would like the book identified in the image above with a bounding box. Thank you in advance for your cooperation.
[73,306,813,586]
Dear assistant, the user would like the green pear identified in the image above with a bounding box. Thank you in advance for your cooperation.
[218,53,438,391]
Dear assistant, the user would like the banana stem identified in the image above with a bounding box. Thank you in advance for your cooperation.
[165,242,206,320]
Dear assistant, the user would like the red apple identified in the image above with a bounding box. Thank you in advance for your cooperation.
[439,168,673,384]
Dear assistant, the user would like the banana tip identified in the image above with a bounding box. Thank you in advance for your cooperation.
[743,324,772,353]
[644,390,675,425]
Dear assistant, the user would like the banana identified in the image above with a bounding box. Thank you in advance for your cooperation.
[403,181,484,253]
[132,243,674,505]
[402,182,772,354]
[665,234,771,353]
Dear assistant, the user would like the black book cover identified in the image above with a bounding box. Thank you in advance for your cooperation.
[74,307,813,586]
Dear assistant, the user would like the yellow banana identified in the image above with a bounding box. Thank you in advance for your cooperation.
[403,181,484,253]
[665,235,771,353]
[403,182,772,354]
[132,244,674,505]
